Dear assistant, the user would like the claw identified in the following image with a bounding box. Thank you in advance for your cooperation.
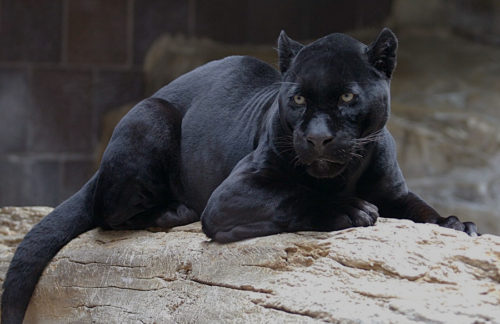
[437,216,479,236]
[463,221,479,236]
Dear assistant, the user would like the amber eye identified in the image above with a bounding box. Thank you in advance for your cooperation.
[293,95,306,105]
[340,93,355,103]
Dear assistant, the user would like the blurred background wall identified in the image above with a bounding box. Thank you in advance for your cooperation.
[0,0,499,233]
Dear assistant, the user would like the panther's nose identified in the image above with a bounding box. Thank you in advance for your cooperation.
[306,134,334,148]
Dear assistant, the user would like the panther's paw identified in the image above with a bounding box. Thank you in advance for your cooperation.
[437,216,479,236]
[343,198,379,227]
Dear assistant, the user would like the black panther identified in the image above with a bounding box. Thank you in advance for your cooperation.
[1,28,477,323]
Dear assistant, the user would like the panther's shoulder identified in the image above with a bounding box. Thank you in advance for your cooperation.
[219,55,280,80]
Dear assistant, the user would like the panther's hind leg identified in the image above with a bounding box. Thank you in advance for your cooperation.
[107,208,164,230]
[107,204,198,230]
[94,97,188,231]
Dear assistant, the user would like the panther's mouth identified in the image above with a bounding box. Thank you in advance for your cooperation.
[311,158,345,166]
[305,156,347,167]
[306,158,348,178]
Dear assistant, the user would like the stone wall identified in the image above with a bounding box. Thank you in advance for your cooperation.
[0,0,392,207]
[0,0,145,206]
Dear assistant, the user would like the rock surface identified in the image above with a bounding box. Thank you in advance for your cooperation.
[1,207,499,323]
[0,207,53,286]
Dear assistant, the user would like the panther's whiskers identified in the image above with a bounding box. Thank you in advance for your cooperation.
[352,129,385,146]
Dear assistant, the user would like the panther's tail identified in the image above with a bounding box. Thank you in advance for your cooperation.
[1,174,99,324]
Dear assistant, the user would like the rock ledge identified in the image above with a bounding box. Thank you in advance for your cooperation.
[0,207,499,323]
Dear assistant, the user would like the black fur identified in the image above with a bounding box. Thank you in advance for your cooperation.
[1,29,477,323]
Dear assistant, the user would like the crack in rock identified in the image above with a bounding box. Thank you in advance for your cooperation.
[56,257,146,269]
[454,255,500,282]
[94,237,133,245]
[60,285,168,292]
[328,255,426,281]
[72,304,148,323]
[251,299,333,323]
[388,305,448,324]
[189,277,274,294]
[73,304,133,313]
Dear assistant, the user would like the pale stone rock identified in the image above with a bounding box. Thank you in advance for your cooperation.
[0,207,54,286]
[0,207,498,323]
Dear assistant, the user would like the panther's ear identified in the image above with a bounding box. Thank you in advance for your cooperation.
[278,30,304,74]
[367,28,398,78]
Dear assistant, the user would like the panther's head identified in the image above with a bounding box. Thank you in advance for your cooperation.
[276,28,398,179]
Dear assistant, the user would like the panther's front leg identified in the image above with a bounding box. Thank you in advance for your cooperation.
[377,191,479,236]
[200,163,301,242]
[358,131,479,236]
[201,155,379,243]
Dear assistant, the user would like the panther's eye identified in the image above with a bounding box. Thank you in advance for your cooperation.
[293,95,306,105]
[340,93,355,103]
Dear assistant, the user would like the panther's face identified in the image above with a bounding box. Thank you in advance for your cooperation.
[276,29,398,178]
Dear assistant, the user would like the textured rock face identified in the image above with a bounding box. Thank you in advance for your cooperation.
[1,207,499,323]
[0,207,53,286]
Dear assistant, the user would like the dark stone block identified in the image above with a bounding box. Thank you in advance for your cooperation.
[450,0,500,45]
[67,0,128,65]
[0,158,95,207]
[0,158,63,207]
[193,0,391,44]
[29,68,94,153]
[307,0,360,37]
[0,0,63,62]
[93,69,144,116]
[195,0,248,44]
[0,68,30,153]
[92,69,144,143]
[356,0,392,27]
[29,160,62,206]
[133,0,189,64]
[247,0,309,43]
[60,159,96,201]
[0,158,29,206]
[307,0,392,37]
